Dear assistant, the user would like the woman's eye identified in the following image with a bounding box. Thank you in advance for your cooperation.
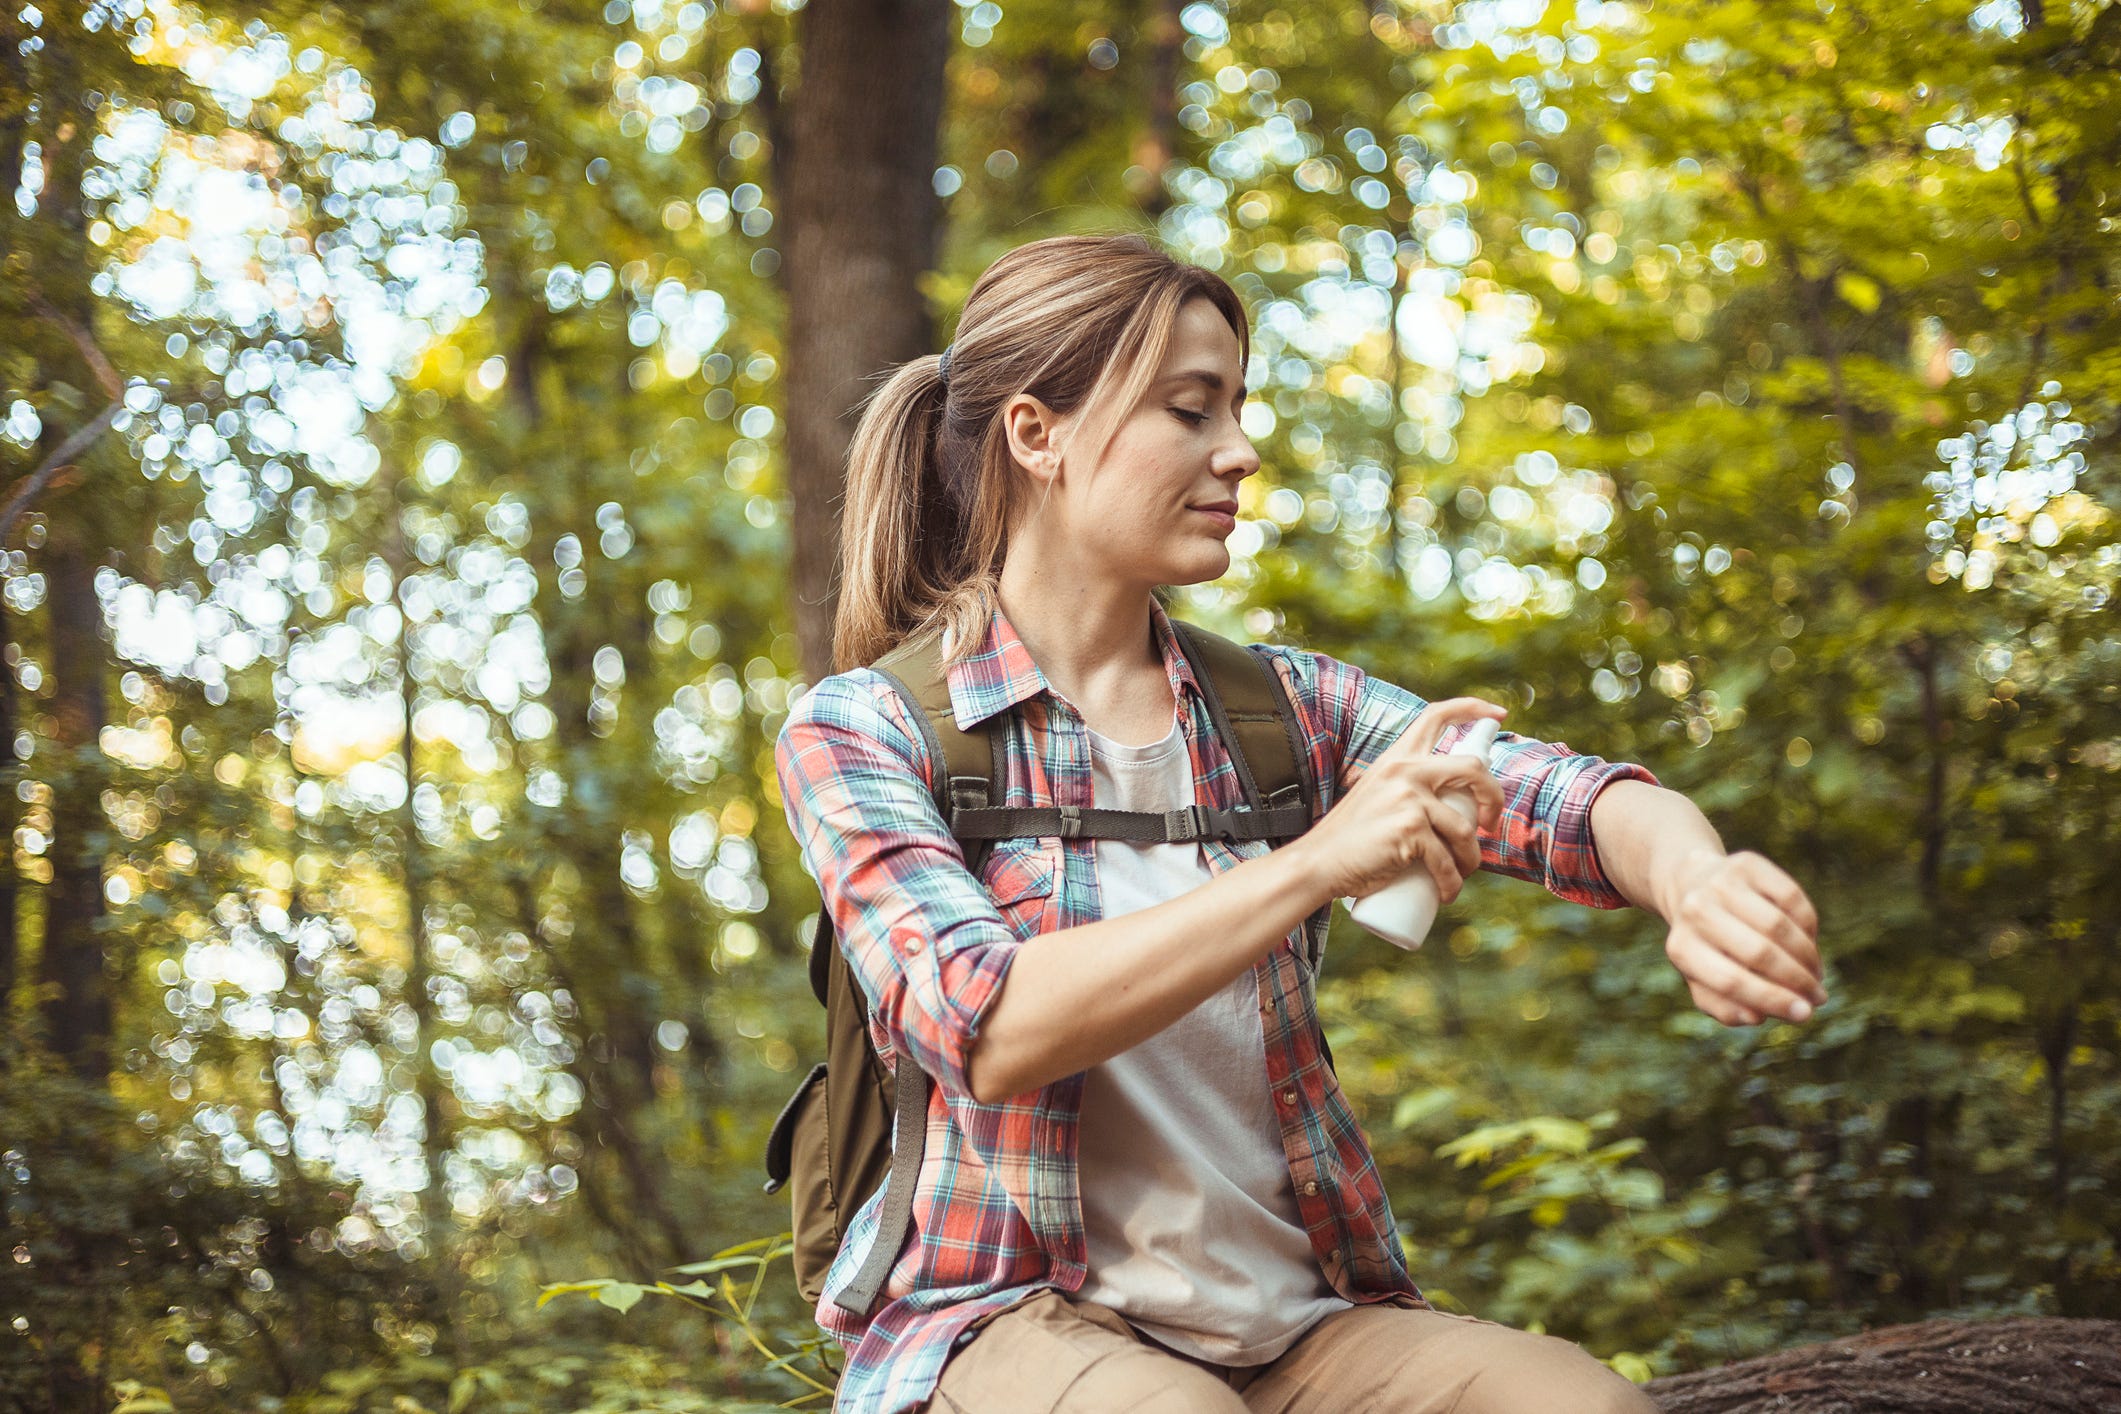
[1170,408,1208,426]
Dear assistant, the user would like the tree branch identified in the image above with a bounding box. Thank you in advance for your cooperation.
[0,397,121,543]
[28,294,122,400]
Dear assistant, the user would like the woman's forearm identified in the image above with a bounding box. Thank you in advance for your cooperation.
[1586,779,1726,920]
[1589,779,1828,1024]
[964,843,1333,1104]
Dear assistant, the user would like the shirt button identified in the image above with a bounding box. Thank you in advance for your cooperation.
[1281,1090,1298,1106]
[903,936,923,955]
[1302,1181,1319,1197]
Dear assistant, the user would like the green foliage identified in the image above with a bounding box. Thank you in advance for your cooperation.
[538,1233,839,1406]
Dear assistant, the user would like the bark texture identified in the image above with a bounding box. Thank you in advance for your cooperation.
[39,527,110,1078]
[1643,1316,2121,1412]
[774,0,954,682]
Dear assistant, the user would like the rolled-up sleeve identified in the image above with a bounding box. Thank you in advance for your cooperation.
[773,670,1021,1097]
[1270,646,1658,910]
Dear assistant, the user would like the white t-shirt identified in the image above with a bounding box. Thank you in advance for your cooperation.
[1072,712,1352,1365]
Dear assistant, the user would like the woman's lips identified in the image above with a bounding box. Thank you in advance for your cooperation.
[1193,507,1236,532]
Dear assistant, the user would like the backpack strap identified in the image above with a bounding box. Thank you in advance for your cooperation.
[827,624,996,1319]
[1168,619,1333,975]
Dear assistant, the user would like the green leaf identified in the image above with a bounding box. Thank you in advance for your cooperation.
[1392,1086,1457,1130]
[1608,1352,1655,1384]
[705,1232,792,1260]
[535,1280,611,1310]
[1437,1116,1593,1166]
[667,1253,769,1276]
[1834,270,1881,312]
[595,1281,646,1314]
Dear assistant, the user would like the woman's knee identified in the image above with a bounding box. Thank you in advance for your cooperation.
[1239,1303,1654,1414]
[1460,1331,1659,1414]
[1349,1310,1653,1414]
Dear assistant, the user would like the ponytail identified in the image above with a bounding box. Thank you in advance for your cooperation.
[832,350,997,673]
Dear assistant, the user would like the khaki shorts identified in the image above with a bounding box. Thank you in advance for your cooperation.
[916,1288,1659,1413]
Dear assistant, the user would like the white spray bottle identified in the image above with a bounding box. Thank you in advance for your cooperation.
[1345,716,1501,951]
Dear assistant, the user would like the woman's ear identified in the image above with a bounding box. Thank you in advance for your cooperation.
[1001,393,1064,487]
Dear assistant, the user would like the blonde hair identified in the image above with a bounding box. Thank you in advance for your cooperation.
[831,233,1251,673]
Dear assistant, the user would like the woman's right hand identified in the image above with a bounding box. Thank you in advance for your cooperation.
[1290,697,1510,906]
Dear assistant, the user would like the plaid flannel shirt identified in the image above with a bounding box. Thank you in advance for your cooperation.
[772,595,1658,1414]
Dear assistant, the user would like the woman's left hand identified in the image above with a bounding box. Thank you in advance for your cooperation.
[1661,849,1826,1027]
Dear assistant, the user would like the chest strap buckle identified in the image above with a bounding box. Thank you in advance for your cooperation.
[1164,803,1249,844]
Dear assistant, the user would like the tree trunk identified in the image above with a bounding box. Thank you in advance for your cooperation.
[1131,0,1185,216]
[39,525,109,1079]
[0,593,15,1031]
[20,22,114,1082]
[383,462,452,1262]
[1643,1316,2121,1412]
[776,0,954,681]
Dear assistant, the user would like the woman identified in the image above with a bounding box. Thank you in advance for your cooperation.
[775,234,1826,1414]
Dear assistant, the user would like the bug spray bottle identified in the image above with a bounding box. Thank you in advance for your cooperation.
[1346,716,1501,951]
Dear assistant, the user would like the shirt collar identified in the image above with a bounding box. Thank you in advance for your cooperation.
[943,594,1203,732]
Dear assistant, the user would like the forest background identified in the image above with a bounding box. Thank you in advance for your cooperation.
[3,0,2117,1409]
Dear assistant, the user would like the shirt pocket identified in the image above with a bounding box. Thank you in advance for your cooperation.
[978,837,1061,942]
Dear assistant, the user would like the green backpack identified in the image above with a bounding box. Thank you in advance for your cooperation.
[763,615,1333,1315]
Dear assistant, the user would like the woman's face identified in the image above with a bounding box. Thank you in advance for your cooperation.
[1003,296,1260,592]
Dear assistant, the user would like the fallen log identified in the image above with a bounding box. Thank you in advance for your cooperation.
[1644,1316,2121,1412]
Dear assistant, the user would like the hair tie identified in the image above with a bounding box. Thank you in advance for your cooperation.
[937,343,954,386]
